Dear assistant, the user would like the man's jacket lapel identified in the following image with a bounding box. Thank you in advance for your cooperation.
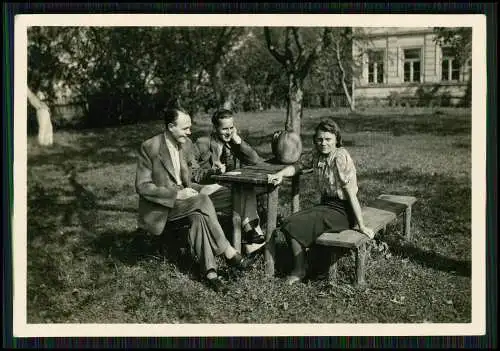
[158,134,178,183]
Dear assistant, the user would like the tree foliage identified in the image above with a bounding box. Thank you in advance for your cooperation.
[433,27,472,107]
[27,26,357,128]
[263,27,333,134]
[433,27,472,65]
[222,29,287,111]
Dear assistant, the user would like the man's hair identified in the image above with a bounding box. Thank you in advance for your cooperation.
[211,108,234,127]
[314,118,343,147]
[163,106,188,129]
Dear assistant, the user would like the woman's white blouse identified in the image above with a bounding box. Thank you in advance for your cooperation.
[311,147,358,200]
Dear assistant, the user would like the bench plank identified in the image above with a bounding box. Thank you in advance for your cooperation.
[315,196,415,249]
[316,230,369,248]
[315,206,397,248]
[367,198,408,216]
[314,193,417,286]
[378,194,417,207]
[362,206,398,232]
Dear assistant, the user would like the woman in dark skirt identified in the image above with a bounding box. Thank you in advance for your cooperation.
[267,119,374,285]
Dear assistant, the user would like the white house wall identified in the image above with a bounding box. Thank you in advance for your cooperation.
[353,28,469,107]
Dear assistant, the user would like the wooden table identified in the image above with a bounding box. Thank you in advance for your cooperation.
[212,161,301,276]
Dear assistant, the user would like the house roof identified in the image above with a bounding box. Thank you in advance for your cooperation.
[353,27,436,39]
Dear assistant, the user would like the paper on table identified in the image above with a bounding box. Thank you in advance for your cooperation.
[224,171,241,175]
[199,183,223,195]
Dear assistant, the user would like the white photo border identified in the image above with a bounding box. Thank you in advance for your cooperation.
[13,13,487,337]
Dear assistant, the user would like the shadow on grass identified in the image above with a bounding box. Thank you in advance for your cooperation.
[28,181,97,242]
[264,165,472,280]
[86,215,241,279]
[27,108,472,288]
[28,158,472,283]
[87,227,194,269]
[382,236,471,277]
[361,167,471,277]
[28,165,138,242]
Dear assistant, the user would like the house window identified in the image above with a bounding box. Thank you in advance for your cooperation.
[462,59,472,82]
[403,48,421,83]
[367,50,385,84]
[441,47,461,81]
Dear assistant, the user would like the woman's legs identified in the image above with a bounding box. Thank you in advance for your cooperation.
[283,230,307,282]
[278,203,351,284]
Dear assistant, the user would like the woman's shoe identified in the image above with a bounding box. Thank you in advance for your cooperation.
[226,252,252,271]
[285,275,304,285]
[285,263,308,286]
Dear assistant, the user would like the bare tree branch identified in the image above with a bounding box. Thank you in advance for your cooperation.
[214,27,234,61]
[285,27,294,69]
[208,27,241,106]
[298,28,332,80]
[334,39,353,109]
[264,27,287,66]
[292,27,304,58]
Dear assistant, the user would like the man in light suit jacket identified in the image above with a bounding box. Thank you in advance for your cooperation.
[135,107,251,293]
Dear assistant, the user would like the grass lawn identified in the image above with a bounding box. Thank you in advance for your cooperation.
[25,107,472,324]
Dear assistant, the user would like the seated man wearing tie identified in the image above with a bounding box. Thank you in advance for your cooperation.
[135,106,251,293]
[189,108,266,256]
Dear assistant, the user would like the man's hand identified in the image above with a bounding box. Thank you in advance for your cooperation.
[267,173,283,186]
[214,161,226,174]
[176,187,199,200]
[231,127,242,145]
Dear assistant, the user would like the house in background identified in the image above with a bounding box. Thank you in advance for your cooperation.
[352,27,471,108]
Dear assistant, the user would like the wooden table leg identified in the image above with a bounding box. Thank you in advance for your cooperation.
[231,184,242,252]
[291,174,300,213]
[265,185,279,277]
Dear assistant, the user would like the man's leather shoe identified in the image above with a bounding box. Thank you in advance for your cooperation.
[242,229,265,244]
[206,276,228,293]
[227,252,252,271]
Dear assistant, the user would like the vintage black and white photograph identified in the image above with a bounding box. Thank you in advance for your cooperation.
[13,14,486,337]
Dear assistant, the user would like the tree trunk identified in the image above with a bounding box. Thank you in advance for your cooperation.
[351,80,356,110]
[334,40,355,112]
[211,62,235,110]
[27,87,53,146]
[222,91,235,110]
[286,73,303,135]
[340,78,355,111]
[212,63,224,108]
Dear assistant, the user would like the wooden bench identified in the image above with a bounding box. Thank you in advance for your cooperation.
[314,194,417,286]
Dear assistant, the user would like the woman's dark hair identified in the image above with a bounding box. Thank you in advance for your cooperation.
[211,108,234,127]
[314,118,343,147]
